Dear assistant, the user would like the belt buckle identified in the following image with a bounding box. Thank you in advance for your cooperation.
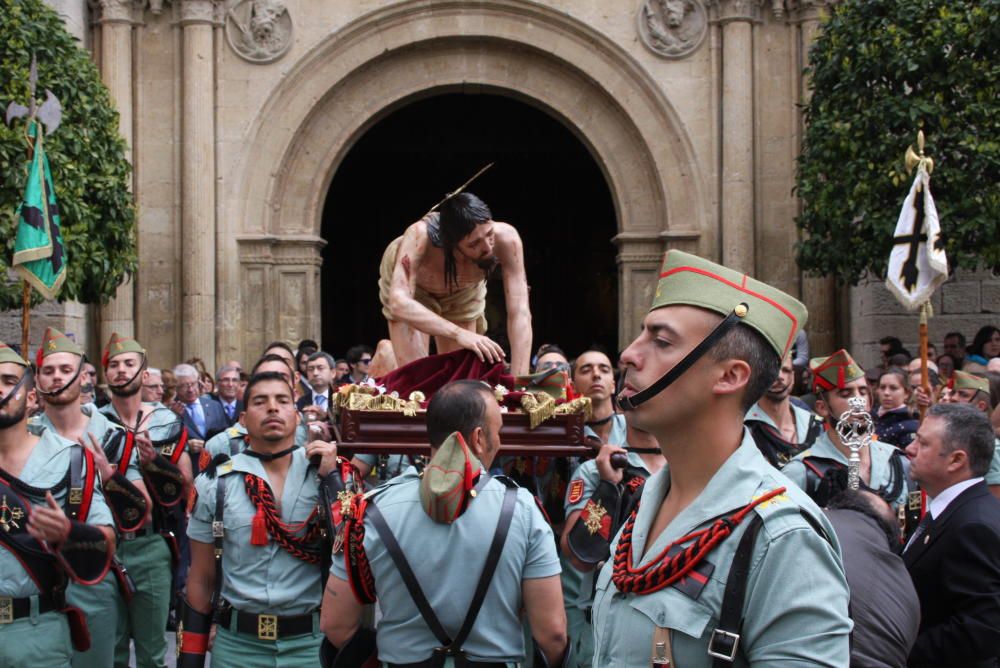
[707,629,740,662]
[0,597,12,624]
[257,613,277,641]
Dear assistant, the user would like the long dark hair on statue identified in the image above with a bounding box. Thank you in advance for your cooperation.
[438,192,492,289]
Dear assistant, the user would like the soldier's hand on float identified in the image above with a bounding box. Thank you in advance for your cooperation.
[135,430,157,466]
[306,440,339,477]
[596,443,627,485]
[81,432,115,481]
[307,421,332,441]
[27,492,72,545]
[455,329,506,365]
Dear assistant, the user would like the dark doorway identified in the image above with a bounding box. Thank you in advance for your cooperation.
[320,92,618,365]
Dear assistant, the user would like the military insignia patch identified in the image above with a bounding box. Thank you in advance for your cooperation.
[667,544,714,600]
[568,480,584,504]
[581,499,611,539]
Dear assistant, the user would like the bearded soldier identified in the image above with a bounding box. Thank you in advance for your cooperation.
[99,333,192,667]
[30,328,149,668]
[0,342,116,666]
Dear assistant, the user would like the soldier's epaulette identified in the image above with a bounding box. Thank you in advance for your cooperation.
[203,454,234,479]
[226,426,241,437]
[797,449,812,459]
[492,474,521,490]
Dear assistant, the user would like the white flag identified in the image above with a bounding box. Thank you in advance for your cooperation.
[886,167,948,310]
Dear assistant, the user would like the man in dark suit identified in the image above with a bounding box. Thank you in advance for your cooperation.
[171,363,229,447]
[903,402,1000,667]
[206,364,243,426]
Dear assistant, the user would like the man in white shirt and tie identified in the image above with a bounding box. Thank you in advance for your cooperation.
[298,351,335,418]
[211,364,242,425]
[903,403,1000,667]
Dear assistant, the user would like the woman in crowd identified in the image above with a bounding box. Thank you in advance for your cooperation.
[966,325,1000,370]
[875,367,919,449]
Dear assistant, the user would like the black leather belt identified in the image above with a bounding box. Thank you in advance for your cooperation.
[387,661,506,668]
[0,592,62,624]
[121,524,154,541]
[217,605,315,640]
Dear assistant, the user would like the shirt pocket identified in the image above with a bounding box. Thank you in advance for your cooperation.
[628,587,715,641]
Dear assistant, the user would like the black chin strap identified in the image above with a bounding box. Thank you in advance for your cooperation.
[0,370,30,410]
[106,353,147,394]
[617,304,748,411]
[244,445,299,462]
[35,355,86,398]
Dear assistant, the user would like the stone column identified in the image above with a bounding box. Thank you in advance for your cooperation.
[96,0,136,343]
[179,0,217,364]
[793,0,838,354]
[709,0,763,274]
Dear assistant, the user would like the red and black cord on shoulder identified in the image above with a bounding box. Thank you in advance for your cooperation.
[611,487,786,596]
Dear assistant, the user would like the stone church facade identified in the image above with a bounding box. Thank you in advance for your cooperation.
[22,0,998,370]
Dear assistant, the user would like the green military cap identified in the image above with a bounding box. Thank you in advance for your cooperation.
[102,332,145,368]
[948,370,989,395]
[810,349,865,392]
[650,250,807,359]
[35,327,83,367]
[420,431,482,524]
[0,342,28,367]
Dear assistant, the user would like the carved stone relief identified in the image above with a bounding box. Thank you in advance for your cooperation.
[225,0,292,63]
[637,0,707,59]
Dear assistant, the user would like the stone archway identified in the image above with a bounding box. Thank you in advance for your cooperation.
[220,0,709,362]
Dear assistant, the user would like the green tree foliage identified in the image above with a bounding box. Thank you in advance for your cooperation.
[797,0,999,284]
[0,0,135,309]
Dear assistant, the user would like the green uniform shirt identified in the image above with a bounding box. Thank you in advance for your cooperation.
[0,429,114,598]
[330,469,561,664]
[985,439,1000,487]
[744,401,818,445]
[782,430,908,509]
[592,433,851,666]
[31,404,141,482]
[564,450,650,611]
[188,447,324,615]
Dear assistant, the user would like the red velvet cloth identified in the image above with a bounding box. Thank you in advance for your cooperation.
[376,349,514,400]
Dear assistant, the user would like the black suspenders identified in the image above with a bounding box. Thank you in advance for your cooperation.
[211,476,226,611]
[365,482,518,665]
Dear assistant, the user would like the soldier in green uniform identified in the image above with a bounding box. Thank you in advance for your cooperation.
[561,424,665,666]
[98,333,192,668]
[30,328,150,668]
[591,250,851,666]
[321,380,570,666]
[782,350,909,510]
[0,342,117,667]
[743,352,824,467]
[181,371,339,667]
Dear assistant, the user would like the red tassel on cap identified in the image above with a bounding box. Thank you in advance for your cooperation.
[250,505,268,546]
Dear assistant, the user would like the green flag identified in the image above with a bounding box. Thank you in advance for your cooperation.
[13,121,66,299]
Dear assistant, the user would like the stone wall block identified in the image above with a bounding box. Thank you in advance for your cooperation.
[981,282,1000,314]
[941,280,981,314]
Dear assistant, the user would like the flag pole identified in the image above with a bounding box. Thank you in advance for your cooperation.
[19,123,36,358]
[918,302,929,420]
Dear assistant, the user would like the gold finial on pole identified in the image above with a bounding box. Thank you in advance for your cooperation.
[905,130,934,177]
